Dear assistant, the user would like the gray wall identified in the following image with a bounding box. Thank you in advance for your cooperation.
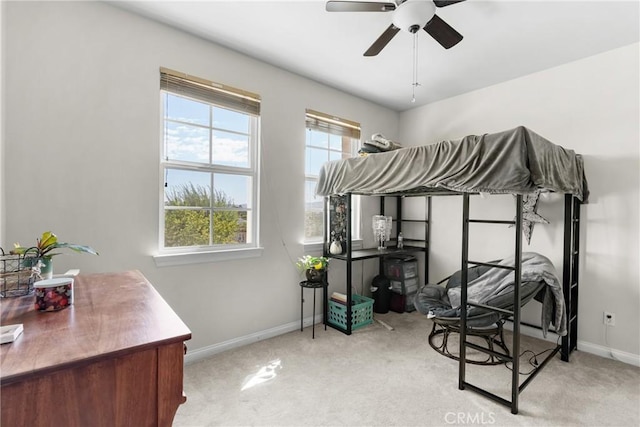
[3,1,397,352]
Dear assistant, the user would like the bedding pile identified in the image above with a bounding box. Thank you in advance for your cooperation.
[446,252,567,337]
[358,133,403,156]
[316,126,589,202]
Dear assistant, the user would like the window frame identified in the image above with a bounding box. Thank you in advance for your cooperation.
[155,68,261,264]
[304,109,361,246]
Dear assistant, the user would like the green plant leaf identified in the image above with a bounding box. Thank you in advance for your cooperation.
[11,243,27,255]
[56,243,99,256]
[39,231,58,249]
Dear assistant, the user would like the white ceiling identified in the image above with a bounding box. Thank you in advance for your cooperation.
[114,0,639,112]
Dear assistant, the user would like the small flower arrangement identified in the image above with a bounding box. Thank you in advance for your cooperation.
[297,255,329,283]
[12,231,98,259]
[296,255,329,272]
[11,231,98,280]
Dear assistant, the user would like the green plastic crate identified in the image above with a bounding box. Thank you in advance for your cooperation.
[328,294,374,331]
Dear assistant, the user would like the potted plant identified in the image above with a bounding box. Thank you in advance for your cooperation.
[11,231,98,279]
[296,255,329,283]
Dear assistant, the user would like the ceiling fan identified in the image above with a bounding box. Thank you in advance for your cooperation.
[326,0,466,56]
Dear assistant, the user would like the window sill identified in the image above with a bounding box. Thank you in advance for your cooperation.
[303,239,363,254]
[153,247,264,267]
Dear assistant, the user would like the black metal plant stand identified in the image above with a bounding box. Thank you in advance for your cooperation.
[299,279,328,339]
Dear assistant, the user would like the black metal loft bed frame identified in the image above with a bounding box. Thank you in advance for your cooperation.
[323,190,582,414]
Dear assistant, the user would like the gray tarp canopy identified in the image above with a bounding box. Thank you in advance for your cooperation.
[315,126,589,202]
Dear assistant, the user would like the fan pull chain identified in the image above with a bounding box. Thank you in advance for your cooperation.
[411,31,421,103]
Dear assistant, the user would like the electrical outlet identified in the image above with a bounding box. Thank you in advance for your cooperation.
[603,311,615,326]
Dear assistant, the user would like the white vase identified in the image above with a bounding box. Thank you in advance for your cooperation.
[329,240,342,255]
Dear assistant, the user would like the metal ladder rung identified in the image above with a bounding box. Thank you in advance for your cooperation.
[467,301,514,316]
[468,219,516,225]
[461,381,513,409]
[468,260,516,271]
[464,341,513,363]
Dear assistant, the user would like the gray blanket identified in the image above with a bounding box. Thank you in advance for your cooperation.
[316,126,589,202]
[447,252,567,337]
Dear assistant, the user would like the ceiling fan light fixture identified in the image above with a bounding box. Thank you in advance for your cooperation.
[392,0,436,33]
[328,0,465,56]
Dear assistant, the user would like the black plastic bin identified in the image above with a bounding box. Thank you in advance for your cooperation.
[371,274,392,314]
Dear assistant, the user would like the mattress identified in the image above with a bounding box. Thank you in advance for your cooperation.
[316,126,589,202]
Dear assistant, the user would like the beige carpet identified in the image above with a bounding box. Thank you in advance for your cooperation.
[174,311,639,427]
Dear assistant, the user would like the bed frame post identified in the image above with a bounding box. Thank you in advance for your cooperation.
[511,194,523,414]
[380,197,387,276]
[396,196,402,237]
[425,196,431,283]
[562,194,580,361]
[346,193,353,335]
[323,196,329,260]
[323,196,330,331]
[458,194,470,390]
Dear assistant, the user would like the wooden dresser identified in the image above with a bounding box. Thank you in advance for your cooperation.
[0,270,192,427]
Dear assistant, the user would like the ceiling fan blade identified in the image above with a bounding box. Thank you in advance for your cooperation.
[326,1,396,12]
[433,0,466,7]
[423,14,463,49]
[364,24,400,56]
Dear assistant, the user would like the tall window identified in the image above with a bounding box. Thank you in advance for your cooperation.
[160,68,260,252]
[304,109,360,243]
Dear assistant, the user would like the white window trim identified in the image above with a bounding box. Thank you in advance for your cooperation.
[153,246,264,267]
[156,83,261,262]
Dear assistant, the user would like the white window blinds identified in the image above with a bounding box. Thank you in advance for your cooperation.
[160,67,260,116]
[305,109,361,139]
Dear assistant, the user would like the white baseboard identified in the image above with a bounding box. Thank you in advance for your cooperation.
[186,316,640,368]
[184,314,322,365]
[576,340,640,367]
[504,321,566,344]
[505,322,640,367]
